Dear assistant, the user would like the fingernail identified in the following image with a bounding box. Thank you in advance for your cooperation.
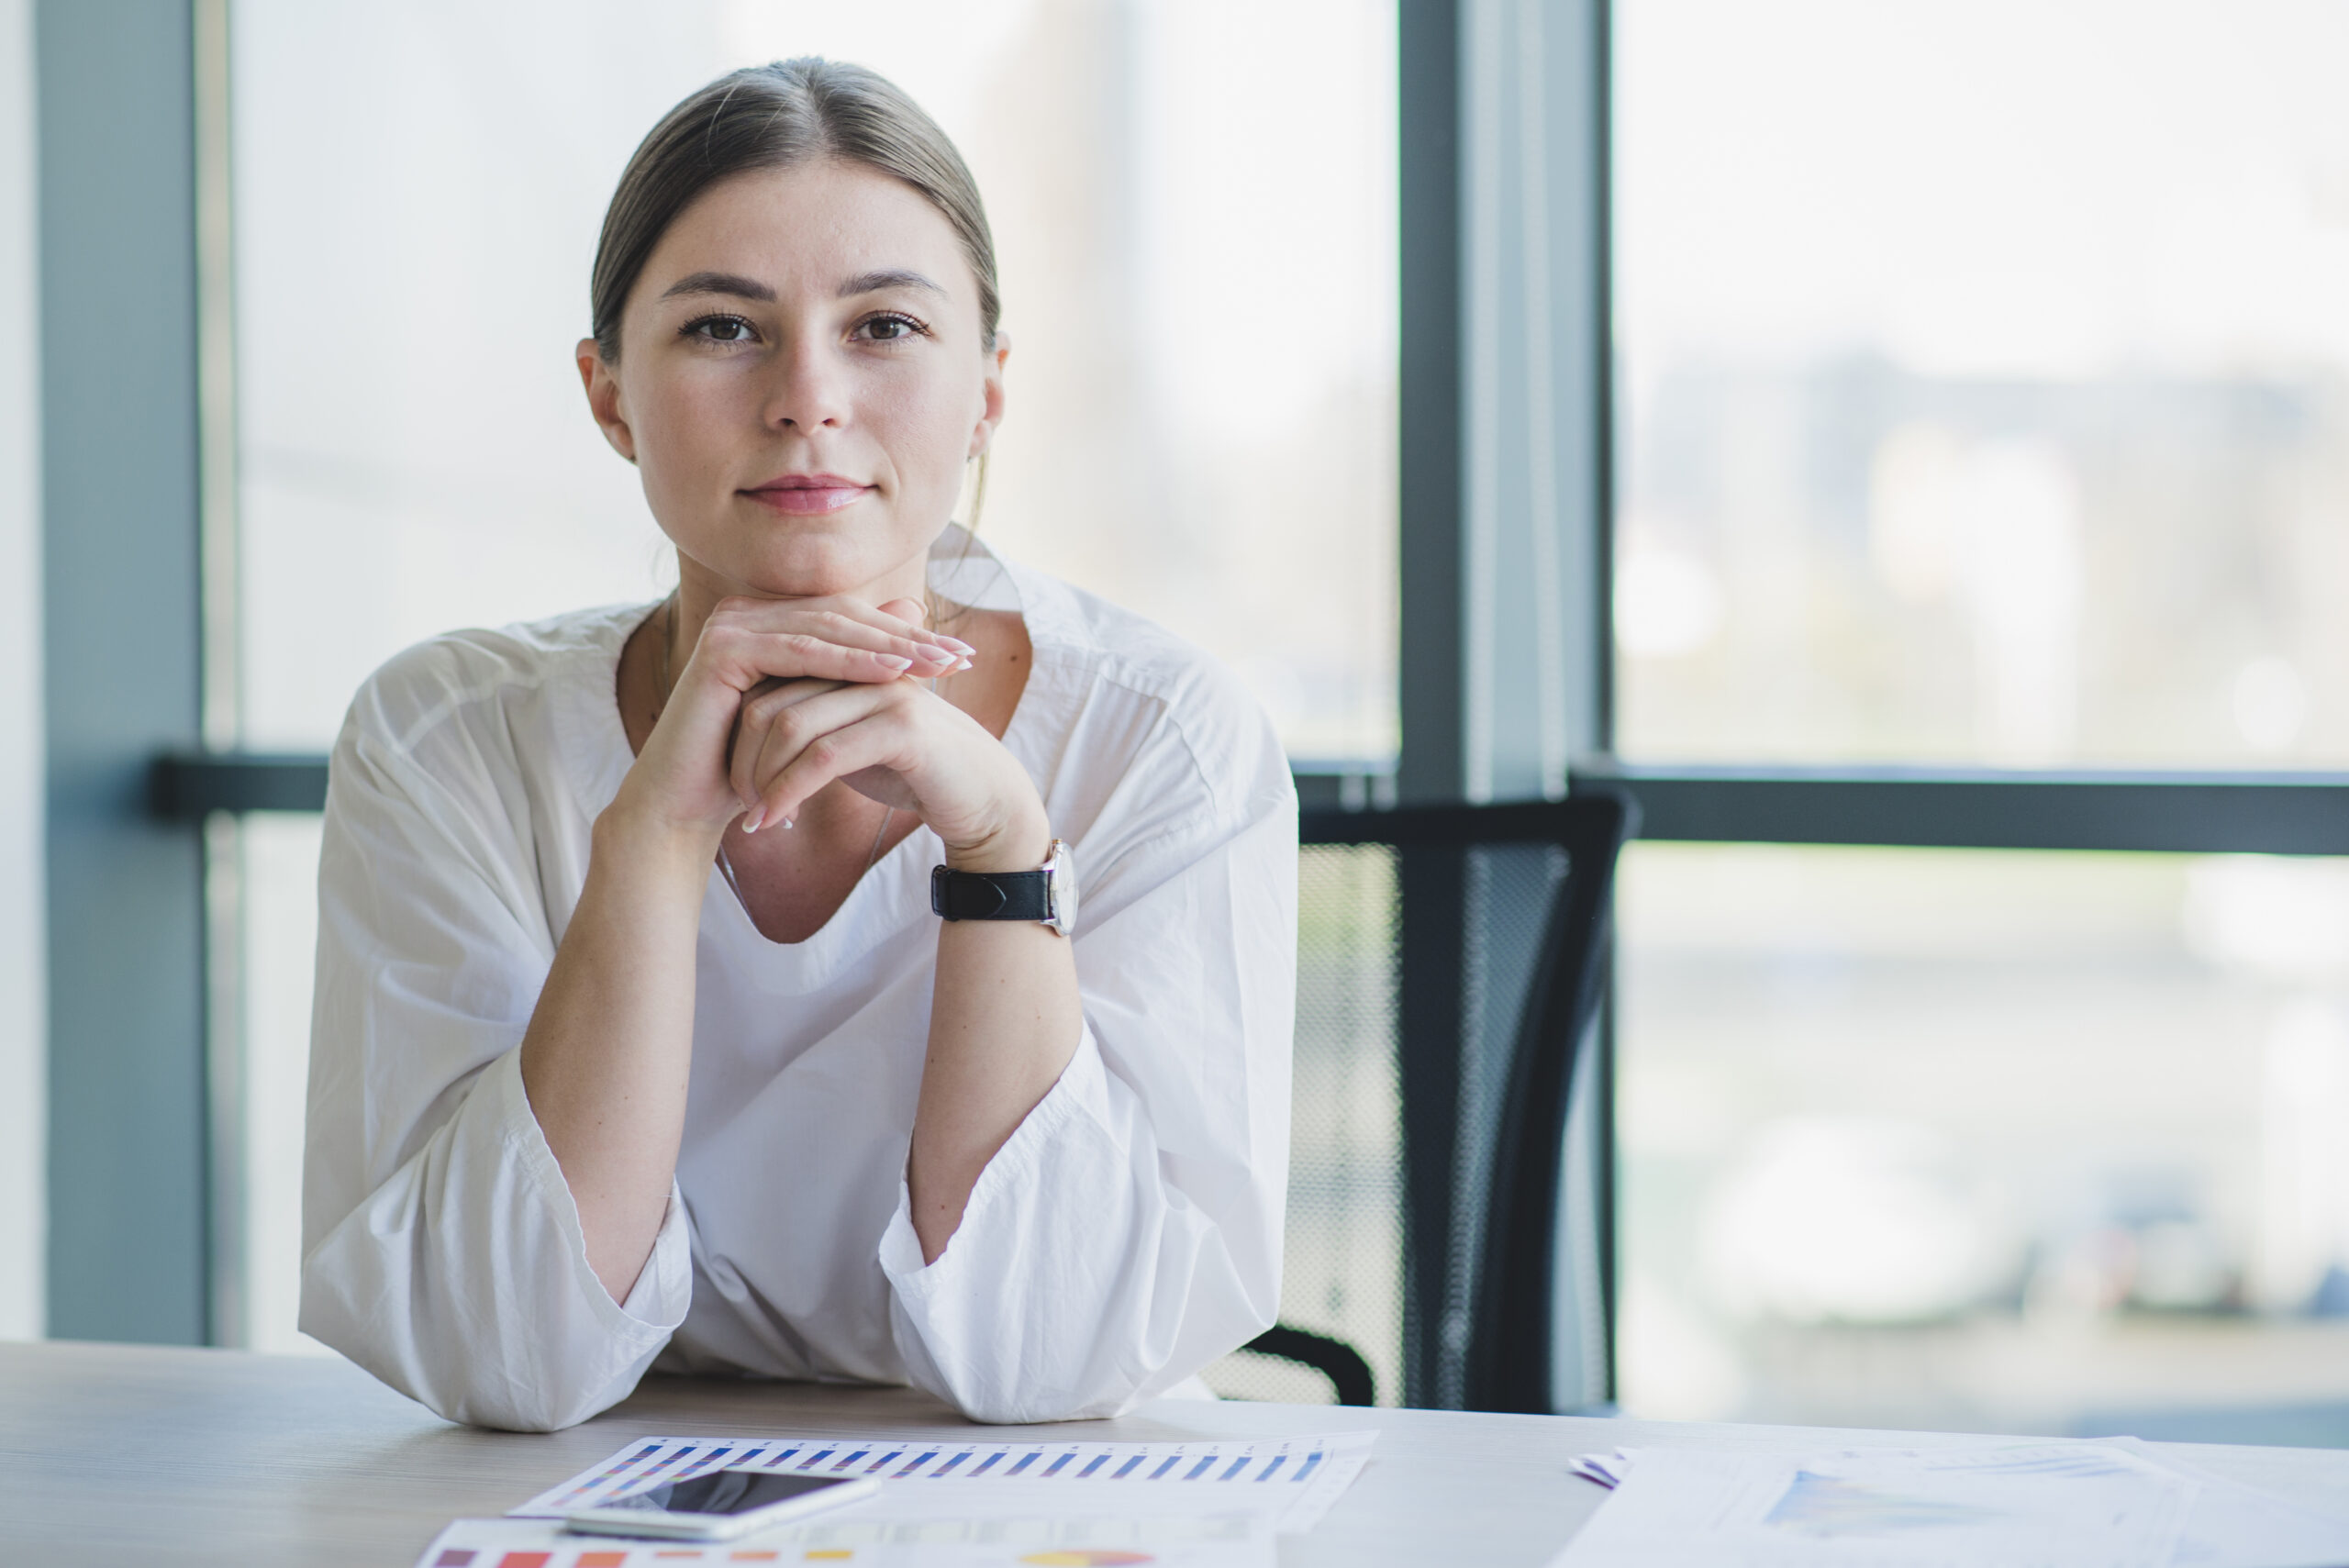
[937,636,976,655]
[779,816,795,829]
[742,806,763,833]
[954,656,974,672]
[877,654,912,671]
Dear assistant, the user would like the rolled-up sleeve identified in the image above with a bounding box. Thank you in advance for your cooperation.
[878,691,1298,1423]
[298,673,691,1431]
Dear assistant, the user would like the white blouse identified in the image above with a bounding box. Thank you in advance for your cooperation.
[298,533,1297,1431]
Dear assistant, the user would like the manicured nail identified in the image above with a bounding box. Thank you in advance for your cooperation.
[742,806,763,833]
[779,816,795,829]
[877,654,912,672]
[937,636,976,655]
[954,657,974,671]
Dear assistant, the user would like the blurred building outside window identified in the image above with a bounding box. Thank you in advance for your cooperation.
[1615,0,2349,1442]
[228,0,1397,1353]
[1617,842,2349,1440]
[1616,0,2349,771]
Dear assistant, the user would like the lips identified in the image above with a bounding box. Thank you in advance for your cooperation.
[741,473,874,515]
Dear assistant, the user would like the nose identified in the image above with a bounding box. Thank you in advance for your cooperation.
[763,328,850,433]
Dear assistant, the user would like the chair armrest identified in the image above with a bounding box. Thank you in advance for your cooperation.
[1242,1324,1377,1407]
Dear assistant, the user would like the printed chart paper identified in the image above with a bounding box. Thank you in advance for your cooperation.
[418,1510,1273,1568]
[1563,1440,2349,1568]
[2104,1438,2349,1568]
[510,1432,1374,1537]
[1554,1441,2197,1568]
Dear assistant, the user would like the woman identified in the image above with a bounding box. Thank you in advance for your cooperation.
[298,59,1296,1431]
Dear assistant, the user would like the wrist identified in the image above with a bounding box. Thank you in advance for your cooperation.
[941,805,1052,874]
[593,798,725,884]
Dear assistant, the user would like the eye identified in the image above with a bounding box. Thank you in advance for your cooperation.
[682,313,758,345]
[853,312,929,344]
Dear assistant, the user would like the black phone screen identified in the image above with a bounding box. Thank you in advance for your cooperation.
[612,1469,852,1518]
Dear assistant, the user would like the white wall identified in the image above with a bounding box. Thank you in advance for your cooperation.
[0,0,47,1342]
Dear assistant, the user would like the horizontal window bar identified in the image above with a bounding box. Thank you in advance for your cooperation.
[149,752,328,818]
[1578,762,2349,857]
[1297,763,2349,856]
[148,752,2349,857]
[1293,769,1399,813]
[1301,795,1640,848]
[145,755,1423,822]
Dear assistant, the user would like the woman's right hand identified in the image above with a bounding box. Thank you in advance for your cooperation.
[611,595,971,842]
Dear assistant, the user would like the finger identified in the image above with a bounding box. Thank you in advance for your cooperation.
[700,602,954,674]
[753,708,915,832]
[696,622,921,690]
[789,606,963,669]
[873,595,977,665]
[774,615,964,675]
[818,595,970,654]
[740,675,846,714]
[710,595,973,663]
[732,681,899,826]
[871,595,977,659]
[730,677,851,810]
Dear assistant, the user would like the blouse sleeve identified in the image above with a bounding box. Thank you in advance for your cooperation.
[875,678,1298,1423]
[297,671,694,1432]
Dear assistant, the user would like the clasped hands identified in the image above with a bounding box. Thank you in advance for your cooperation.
[617,594,1047,873]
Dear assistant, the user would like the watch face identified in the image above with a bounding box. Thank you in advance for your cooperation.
[1046,839,1077,936]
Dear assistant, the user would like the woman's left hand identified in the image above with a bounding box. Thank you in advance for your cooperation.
[729,596,1048,870]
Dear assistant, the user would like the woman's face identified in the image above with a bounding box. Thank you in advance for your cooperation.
[581,159,1006,598]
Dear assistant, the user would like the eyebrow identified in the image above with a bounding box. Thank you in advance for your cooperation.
[656,268,947,305]
[659,271,774,303]
[837,268,946,299]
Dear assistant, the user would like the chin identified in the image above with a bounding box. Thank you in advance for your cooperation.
[729,528,935,601]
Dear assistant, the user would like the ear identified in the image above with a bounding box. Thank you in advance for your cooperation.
[966,328,1010,460]
[577,338,639,464]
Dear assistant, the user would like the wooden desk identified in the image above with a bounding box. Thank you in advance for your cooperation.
[6,1340,2347,1565]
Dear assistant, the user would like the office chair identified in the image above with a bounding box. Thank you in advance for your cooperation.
[1207,791,1638,1413]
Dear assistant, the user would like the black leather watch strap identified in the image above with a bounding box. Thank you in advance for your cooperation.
[930,864,1053,922]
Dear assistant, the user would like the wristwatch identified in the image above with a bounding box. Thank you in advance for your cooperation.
[930,838,1078,937]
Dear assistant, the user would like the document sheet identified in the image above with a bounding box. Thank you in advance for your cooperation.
[462,1427,1372,1558]
[508,1431,1374,1536]
[2104,1437,2349,1568]
[1558,1438,2349,1568]
[417,1509,1274,1568]
[415,1429,1375,1568]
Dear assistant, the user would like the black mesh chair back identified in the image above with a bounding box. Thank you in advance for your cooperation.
[1203,792,1638,1412]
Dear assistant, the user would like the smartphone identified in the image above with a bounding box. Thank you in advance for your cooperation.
[562,1468,879,1540]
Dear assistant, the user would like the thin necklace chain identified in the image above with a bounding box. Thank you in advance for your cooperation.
[654,591,916,901]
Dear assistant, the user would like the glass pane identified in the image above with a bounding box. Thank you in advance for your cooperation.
[232,0,1396,757]
[1618,842,2349,1442]
[228,2,1396,1351]
[1205,844,1403,1405]
[1614,0,2349,767]
[237,813,326,1356]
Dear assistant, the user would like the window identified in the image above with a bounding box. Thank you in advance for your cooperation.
[1618,843,2349,1432]
[223,0,1397,1350]
[1611,0,2349,1440]
[232,0,1396,759]
[1614,0,2349,769]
